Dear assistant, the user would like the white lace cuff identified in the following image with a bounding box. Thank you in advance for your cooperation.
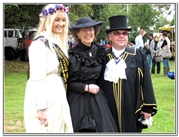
[141,117,153,126]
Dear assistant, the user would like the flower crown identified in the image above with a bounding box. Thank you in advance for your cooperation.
[39,4,70,19]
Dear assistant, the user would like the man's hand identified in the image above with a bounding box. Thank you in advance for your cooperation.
[140,111,151,120]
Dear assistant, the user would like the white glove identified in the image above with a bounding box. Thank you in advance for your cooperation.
[141,117,153,126]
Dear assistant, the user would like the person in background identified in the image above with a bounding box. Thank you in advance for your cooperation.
[24,4,73,133]
[67,17,118,132]
[68,35,73,49]
[150,35,161,74]
[161,32,171,76]
[100,39,103,45]
[145,33,153,69]
[99,15,157,132]
[102,39,106,46]
[127,42,131,47]
[135,29,145,49]
[170,41,175,60]
[130,40,135,48]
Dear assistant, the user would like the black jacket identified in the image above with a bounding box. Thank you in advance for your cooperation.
[99,47,157,132]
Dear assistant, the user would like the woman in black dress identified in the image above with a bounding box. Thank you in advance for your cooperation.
[67,17,118,132]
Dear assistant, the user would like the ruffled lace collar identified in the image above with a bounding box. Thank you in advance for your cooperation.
[69,41,105,63]
[104,47,127,83]
[52,32,60,39]
[52,33,61,45]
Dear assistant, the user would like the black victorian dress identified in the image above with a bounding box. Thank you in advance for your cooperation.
[67,41,118,132]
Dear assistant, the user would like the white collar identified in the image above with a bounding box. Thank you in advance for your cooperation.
[112,47,125,57]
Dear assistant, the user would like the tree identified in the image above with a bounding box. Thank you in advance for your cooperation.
[91,4,128,42]
[4,3,175,42]
[127,4,160,41]
[153,4,175,17]
[170,18,175,26]
[91,4,109,42]
[152,4,175,27]
[155,16,170,30]
[128,4,159,31]
[68,4,93,26]
[4,4,45,28]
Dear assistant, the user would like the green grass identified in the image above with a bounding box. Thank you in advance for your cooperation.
[142,60,176,134]
[4,60,176,134]
[4,60,27,133]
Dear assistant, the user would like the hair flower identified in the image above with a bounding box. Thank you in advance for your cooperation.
[55,4,61,10]
[39,4,70,19]
[48,7,55,15]
[42,10,48,17]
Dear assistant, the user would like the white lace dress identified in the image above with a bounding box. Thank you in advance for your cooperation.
[24,33,73,133]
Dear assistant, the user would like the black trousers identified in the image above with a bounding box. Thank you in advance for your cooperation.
[151,60,160,74]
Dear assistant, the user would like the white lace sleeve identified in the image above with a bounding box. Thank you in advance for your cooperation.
[28,40,49,110]
[29,40,48,80]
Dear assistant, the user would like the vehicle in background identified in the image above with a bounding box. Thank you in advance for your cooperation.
[21,28,37,61]
[4,28,24,60]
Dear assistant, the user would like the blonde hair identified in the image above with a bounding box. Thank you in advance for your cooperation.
[140,29,145,35]
[35,4,70,53]
[154,35,159,42]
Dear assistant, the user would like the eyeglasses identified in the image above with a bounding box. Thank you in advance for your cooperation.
[111,31,128,36]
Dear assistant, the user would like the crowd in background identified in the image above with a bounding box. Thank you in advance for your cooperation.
[68,29,173,76]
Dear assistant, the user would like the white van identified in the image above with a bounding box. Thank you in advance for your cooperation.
[4,28,23,60]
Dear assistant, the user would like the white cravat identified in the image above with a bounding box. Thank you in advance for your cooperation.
[104,47,127,83]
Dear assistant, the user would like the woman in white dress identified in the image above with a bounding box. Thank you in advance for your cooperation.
[24,4,73,133]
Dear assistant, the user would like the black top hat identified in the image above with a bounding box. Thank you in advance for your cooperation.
[105,15,132,34]
[70,17,102,29]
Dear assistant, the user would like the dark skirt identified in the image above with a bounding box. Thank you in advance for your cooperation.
[67,89,118,132]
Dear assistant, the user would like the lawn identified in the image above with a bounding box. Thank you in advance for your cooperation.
[3,59,176,134]
[142,60,176,134]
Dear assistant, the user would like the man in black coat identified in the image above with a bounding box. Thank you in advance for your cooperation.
[99,15,157,132]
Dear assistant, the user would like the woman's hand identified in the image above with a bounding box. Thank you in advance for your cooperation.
[85,84,100,94]
[38,109,48,127]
